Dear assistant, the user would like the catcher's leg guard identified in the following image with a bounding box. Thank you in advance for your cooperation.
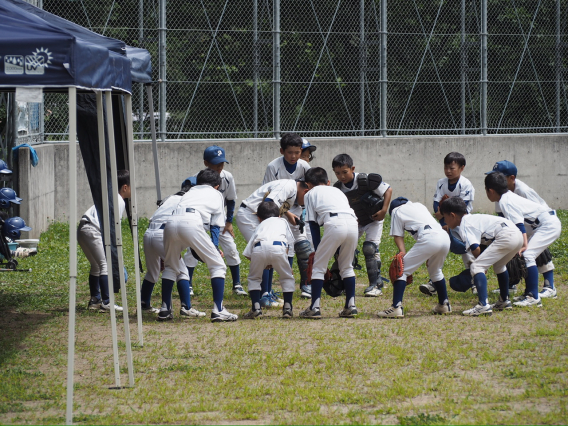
[295,240,312,297]
[362,242,381,294]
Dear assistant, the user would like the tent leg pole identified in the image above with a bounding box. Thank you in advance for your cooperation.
[146,85,161,204]
[97,91,121,388]
[125,94,144,347]
[65,86,77,426]
[106,93,135,388]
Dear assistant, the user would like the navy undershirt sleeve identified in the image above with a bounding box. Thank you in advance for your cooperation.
[225,199,235,223]
[210,225,220,247]
[309,221,321,250]
[433,201,439,214]
[516,223,526,234]
[470,243,480,252]
[264,197,274,203]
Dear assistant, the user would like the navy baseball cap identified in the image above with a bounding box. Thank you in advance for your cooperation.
[486,160,517,176]
[0,160,12,174]
[301,138,317,153]
[204,145,229,165]
[389,197,409,215]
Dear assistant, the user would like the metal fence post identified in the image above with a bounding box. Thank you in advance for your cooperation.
[461,0,466,135]
[380,0,387,137]
[254,0,259,138]
[360,0,365,136]
[273,0,281,140]
[556,0,561,132]
[481,0,487,136]
[159,0,166,141]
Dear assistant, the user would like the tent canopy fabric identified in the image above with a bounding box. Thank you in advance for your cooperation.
[0,0,132,92]
[4,0,152,84]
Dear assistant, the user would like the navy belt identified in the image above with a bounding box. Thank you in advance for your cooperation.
[535,211,555,226]
[186,208,195,213]
[160,223,166,229]
[240,202,247,209]
[254,241,286,247]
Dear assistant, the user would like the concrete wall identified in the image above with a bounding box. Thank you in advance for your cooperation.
[18,134,568,238]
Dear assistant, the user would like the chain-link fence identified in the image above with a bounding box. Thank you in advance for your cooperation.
[38,0,568,140]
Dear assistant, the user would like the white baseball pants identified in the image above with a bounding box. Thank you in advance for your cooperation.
[470,226,523,276]
[402,229,450,282]
[163,212,226,282]
[523,213,561,269]
[311,215,359,281]
[235,206,259,242]
[247,242,295,292]
[77,220,107,276]
[525,218,557,273]
[184,224,241,268]
[143,226,188,283]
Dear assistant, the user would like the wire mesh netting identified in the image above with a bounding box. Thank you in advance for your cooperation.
[37,0,567,141]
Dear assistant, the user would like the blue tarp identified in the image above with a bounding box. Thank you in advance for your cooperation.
[5,0,152,84]
[0,0,132,92]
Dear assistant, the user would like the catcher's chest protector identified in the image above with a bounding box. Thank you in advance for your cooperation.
[334,173,383,227]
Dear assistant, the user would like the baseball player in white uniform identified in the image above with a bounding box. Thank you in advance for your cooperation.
[440,197,524,315]
[332,153,392,297]
[421,152,476,297]
[140,182,205,319]
[263,133,313,298]
[236,179,309,307]
[377,197,451,319]
[301,167,359,319]
[183,146,246,296]
[242,201,296,319]
[487,160,557,298]
[485,172,561,308]
[77,170,130,313]
[161,169,238,322]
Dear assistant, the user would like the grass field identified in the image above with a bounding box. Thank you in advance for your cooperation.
[1,212,567,425]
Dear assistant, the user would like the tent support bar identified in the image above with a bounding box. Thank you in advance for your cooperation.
[97,91,122,388]
[65,86,77,426]
[125,94,144,346]
[105,93,135,387]
[146,85,162,204]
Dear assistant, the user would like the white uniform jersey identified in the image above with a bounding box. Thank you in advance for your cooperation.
[242,180,298,212]
[336,172,391,198]
[83,194,125,230]
[434,176,475,213]
[304,186,355,226]
[150,194,184,226]
[494,179,549,212]
[497,191,550,229]
[192,169,237,202]
[175,185,225,229]
[263,157,310,184]
[243,217,294,258]
[458,214,516,251]
[390,201,443,241]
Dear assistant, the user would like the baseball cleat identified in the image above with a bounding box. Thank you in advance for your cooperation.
[432,301,451,315]
[180,306,206,318]
[282,307,293,318]
[88,297,102,310]
[260,294,281,308]
[140,305,160,314]
[364,285,383,297]
[232,285,248,296]
[377,305,404,318]
[492,284,517,294]
[513,294,542,308]
[300,284,312,299]
[211,308,238,322]
[419,280,437,296]
[99,302,124,313]
[157,309,173,321]
[539,286,557,299]
[462,304,492,316]
[491,297,512,311]
[299,306,322,319]
[339,306,358,318]
[243,309,263,319]
[270,290,284,304]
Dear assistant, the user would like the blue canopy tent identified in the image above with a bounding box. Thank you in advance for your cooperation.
[0,2,152,423]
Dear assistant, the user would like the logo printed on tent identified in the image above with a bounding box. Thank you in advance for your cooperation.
[5,55,24,74]
[25,47,52,75]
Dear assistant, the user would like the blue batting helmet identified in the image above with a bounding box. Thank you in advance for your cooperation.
[0,160,12,175]
[0,188,22,208]
[2,217,32,240]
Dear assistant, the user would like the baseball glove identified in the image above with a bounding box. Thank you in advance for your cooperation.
[535,248,552,267]
[262,192,291,215]
[506,253,527,283]
[323,261,345,297]
[306,252,315,283]
[389,252,413,284]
